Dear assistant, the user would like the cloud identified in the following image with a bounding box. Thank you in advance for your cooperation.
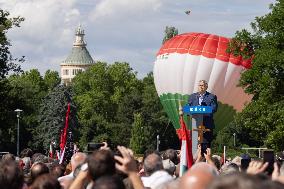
[88,0,162,22]
[0,0,82,74]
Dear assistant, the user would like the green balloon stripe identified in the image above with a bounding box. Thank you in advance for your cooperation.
[159,93,236,131]
[159,93,190,129]
[160,94,178,128]
[160,94,179,128]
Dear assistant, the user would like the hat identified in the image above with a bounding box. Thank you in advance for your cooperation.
[162,159,176,175]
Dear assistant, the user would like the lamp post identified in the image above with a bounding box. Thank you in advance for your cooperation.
[14,109,23,157]
[233,133,236,147]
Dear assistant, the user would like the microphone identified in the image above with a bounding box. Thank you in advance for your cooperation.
[201,102,207,106]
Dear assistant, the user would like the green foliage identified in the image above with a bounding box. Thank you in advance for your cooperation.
[0,9,24,79]
[72,62,142,148]
[44,70,61,90]
[0,9,24,152]
[213,122,246,153]
[228,0,284,151]
[130,113,150,154]
[8,69,48,149]
[162,26,178,44]
[0,69,47,152]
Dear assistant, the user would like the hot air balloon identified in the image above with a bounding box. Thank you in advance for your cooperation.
[153,32,252,133]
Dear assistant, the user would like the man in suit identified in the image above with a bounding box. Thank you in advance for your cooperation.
[188,80,218,147]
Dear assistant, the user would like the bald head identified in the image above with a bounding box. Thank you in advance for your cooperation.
[180,162,218,189]
[31,162,49,181]
[71,152,87,171]
[144,153,163,176]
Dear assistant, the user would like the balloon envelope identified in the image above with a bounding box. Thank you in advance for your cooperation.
[153,32,252,130]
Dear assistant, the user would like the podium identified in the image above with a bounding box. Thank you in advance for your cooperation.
[183,105,212,155]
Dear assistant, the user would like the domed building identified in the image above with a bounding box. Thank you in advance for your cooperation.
[60,25,95,85]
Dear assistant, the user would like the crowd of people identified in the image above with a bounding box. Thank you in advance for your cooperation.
[1,144,284,189]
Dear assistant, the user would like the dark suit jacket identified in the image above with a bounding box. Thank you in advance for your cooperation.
[188,91,218,129]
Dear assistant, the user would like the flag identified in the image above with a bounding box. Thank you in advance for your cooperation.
[49,143,53,158]
[59,146,66,164]
[59,103,71,163]
[56,150,60,160]
[60,103,71,153]
[176,115,193,176]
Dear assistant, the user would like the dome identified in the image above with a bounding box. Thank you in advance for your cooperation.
[61,47,94,65]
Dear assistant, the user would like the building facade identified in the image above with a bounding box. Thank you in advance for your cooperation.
[60,25,95,85]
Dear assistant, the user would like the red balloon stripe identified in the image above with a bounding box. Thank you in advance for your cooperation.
[157,33,252,69]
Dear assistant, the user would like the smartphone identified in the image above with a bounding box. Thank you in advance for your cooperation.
[201,142,208,156]
[263,150,274,175]
[80,163,88,171]
[241,159,250,171]
[87,143,104,151]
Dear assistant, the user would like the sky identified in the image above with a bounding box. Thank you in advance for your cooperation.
[0,0,275,78]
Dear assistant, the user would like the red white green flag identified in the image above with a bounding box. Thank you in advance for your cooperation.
[176,115,193,176]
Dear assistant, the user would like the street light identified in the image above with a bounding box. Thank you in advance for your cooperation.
[14,109,23,157]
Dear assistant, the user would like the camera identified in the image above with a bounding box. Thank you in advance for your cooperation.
[201,142,208,156]
[86,143,104,153]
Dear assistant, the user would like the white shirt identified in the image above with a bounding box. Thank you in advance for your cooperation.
[199,93,205,105]
[58,171,74,181]
[141,170,173,189]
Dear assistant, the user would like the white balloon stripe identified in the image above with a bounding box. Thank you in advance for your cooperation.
[182,54,199,94]
[168,54,181,93]
[208,59,228,95]
[176,54,187,95]
[194,56,214,92]
[153,58,162,95]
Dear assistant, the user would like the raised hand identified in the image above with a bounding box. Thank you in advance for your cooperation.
[114,146,137,175]
[246,161,268,175]
[114,146,144,189]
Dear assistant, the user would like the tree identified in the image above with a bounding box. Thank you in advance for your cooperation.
[72,62,141,148]
[44,70,61,90]
[130,113,150,154]
[228,0,284,151]
[0,9,24,78]
[162,26,178,44]
[0,9,24,152]
[1,69,47,152]
[34,85,79,152]
[213,122,241,151]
